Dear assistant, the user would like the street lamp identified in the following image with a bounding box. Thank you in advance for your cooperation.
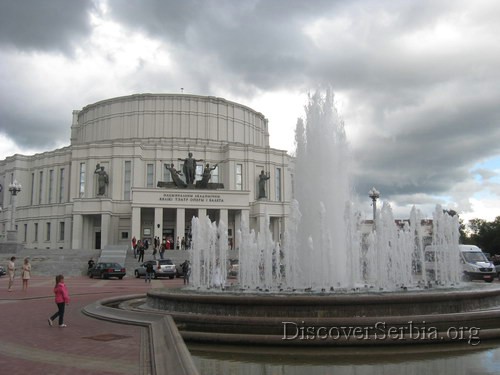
[9,180,22,196]
[8,180,22,239]
[368,187,380,224]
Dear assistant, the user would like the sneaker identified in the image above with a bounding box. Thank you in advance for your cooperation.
[48,319,53,327]
[59,324,67,328]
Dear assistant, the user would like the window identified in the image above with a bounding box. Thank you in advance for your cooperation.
[79,163,85,197]
[236,164,242,190]
[24,224,28,242]
[34,223,38,242]
[163,163,171,182]
[46,222,51,241]
[124,161,131,200]
[195,165,203,182]
[211,165,219,183]
[59,168,65,203]
[39,171,43,204]
[30,173,35,205]
[147,163,154,188]
[59,222,65,241]
[275,167,281,201]
[121,231,129,239]
[48,169,54,203]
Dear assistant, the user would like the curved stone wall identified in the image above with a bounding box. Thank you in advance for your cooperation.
[72,93,269,147]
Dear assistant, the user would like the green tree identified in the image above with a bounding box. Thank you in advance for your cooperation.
[466,217,500,255]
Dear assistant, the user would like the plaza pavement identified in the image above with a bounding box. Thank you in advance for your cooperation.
[0,273,185,375]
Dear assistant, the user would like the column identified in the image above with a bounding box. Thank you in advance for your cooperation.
[176,208,185,248]
[198,208,207,221]
[219,209,228,227]
[101,213,111,248]
[154,207,163,240]
[132,207,141,240]
[72,214,83,249]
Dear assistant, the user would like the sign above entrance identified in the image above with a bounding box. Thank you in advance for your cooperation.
[132,188,250,209]
[160,192,224,203]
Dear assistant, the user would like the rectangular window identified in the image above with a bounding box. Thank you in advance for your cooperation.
[34,223,38,242]
[59,168,65,203]
[24,224,28,242]
[121,231,129,239]
[30,173,35,205]
[46,222,51,241]
[48,169,54,203]
[163,163,172,182]
[211,165,219,183]
[39,171,43,204]
[124,160,131,200]
[59,222,65,241]
[79,163,85,198]
[147,163,154,188]
[275,167,282,201]
[195,165,203,182]
[236,164,242,190]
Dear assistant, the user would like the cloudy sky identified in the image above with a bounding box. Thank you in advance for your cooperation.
[1,0,500,224]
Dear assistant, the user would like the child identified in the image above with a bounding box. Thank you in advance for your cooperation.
[22,257,31,291]
[48,274,70,328]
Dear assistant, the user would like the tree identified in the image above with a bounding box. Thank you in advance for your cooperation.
[465,217,500,255]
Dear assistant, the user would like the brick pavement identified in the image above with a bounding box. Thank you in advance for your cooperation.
[0,273,185,374]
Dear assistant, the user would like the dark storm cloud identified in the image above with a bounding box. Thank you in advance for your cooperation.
[1,0,500,218]
[0,0,95,53]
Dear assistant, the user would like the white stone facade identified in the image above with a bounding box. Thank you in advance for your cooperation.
[0,94,292,250]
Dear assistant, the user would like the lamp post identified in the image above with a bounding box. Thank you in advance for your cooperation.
[7,180,22,241]
[368,187,380,226]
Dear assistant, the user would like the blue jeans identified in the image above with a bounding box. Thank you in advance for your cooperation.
[145,272,154,283]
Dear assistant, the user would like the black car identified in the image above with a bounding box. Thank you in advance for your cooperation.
[0,265,6,277]
[89,262,126,279]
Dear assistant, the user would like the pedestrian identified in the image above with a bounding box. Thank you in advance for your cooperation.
[159,243,165,260]
[132,236,137,258]
[7,256,16,292]
[22,257,32,291]
[152,246,157,260]
[181,260,191,285]
[138,241,145,263]
[48,274,70,328]
[87,257,95,276]
[145,262,154,283]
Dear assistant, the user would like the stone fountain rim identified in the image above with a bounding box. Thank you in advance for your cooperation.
[148,284,500,305]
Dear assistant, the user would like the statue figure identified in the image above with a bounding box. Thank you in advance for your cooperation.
[258,170,270,199]
[166,163,187,188]
[178,152,203,185]
[94,164,109,196]
[199,163,218,189]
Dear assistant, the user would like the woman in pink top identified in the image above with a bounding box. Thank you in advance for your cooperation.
[48,274,70,328]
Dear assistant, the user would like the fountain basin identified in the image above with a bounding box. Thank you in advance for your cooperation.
[145,285,500,346]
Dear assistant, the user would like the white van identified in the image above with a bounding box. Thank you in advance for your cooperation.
[424,244,496,283]
[459,244,496,282]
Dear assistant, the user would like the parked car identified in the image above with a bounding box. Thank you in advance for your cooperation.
[135,259,176,279]
[89,262,126,279]
[0,265,6,277]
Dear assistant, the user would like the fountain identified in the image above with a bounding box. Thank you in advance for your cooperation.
[144,89,500,346]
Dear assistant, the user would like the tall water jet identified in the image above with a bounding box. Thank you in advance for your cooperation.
[189,88,461,291]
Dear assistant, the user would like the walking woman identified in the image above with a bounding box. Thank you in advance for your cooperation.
[22,257,31,291]
[48,274,70,328]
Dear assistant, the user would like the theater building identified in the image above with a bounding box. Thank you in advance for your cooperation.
[0,94,292,250]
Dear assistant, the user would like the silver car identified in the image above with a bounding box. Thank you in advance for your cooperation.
[134,259,176,279]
